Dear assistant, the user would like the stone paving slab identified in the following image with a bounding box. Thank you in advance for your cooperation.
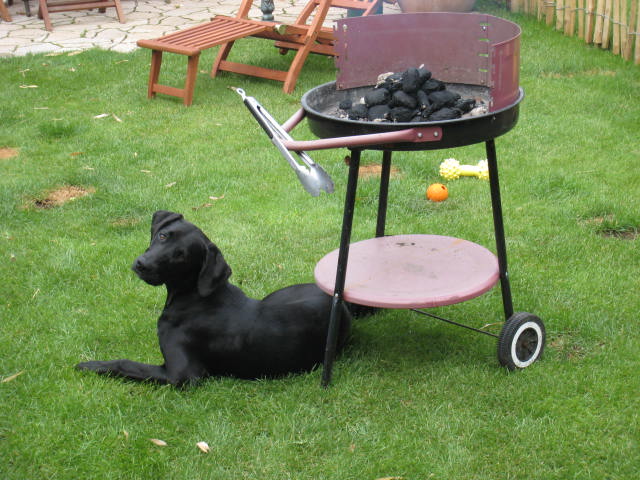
[0,0,400,57]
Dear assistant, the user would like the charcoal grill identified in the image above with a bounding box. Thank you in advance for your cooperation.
[299,82,523,151]
[238,12,545,386]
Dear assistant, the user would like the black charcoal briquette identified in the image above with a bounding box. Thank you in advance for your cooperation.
[416,90,430,110]
[348,103,368,120]
[428,107,462,121]
[402,67,420,93]
[454,98,476,113]
[364,88,390,107]
[428,90,460,110]
[421,78,445,93]
[390,90,418,109]
[390,107,415,122]
[368,104,390,121]
[417,67,432,85]
[339,99,353,110]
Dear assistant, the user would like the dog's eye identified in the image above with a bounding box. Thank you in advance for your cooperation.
[158,233,168,241]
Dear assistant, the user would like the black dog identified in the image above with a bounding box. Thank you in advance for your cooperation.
[76,210,350,386]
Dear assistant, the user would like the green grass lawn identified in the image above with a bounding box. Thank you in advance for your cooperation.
[1,2,639,479]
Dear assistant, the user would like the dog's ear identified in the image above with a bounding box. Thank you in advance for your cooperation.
[150,210,183,242]
[198,241,232,297]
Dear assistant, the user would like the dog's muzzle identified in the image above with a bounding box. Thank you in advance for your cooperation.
[132,256,163,285]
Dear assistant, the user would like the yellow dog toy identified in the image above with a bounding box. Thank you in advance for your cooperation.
[439,158,489,180]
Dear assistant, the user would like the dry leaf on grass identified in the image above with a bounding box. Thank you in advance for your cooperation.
[192,203,213,211]
[93,113,110,119]
[196,441,210,453]
[192,195,224,210]
[2,371,25,383]
[165,182,177,188]
[19,85,38,89]
[149,438,167,447]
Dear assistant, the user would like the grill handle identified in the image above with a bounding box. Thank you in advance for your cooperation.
[280,126,444,151]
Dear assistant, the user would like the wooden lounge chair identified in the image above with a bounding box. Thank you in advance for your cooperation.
[1,0,12,22]
[37,0,125,32]
[136,0,381,106]
[4,0,32,18]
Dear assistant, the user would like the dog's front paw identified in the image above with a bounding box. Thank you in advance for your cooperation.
[76,360,112,374]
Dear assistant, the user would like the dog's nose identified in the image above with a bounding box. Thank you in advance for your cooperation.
[133,257,148,273]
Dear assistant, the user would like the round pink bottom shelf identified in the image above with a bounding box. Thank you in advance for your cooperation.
[314,234,500,309]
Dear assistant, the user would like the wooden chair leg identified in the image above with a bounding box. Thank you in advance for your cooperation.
[113,0,124,23]
[0,0,12,22]
[35,0,123,30]
[283,42,314,94]
[148,50,163,99]
[38,0,53,31]
[210,41,235,78]
[183,54,200,106]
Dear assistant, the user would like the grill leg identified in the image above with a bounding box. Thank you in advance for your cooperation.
[375,150,392,238]
[321,149,361,387]
[486,139,514,319]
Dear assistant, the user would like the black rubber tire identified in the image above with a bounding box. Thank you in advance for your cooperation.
[498,312,545,370]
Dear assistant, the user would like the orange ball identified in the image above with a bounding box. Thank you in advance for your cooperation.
[426,183,448,202]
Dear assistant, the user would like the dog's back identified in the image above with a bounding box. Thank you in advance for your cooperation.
[255,283,351,376]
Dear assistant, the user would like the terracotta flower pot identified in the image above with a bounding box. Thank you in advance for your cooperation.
[397,0,476,12]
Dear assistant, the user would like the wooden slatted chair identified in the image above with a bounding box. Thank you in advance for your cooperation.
[37,0,125,32]
[1,0,12,22]
[137,0,381,106]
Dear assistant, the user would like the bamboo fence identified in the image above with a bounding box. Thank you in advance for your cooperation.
[507,0,640,64]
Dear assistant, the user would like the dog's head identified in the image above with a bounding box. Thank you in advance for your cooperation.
[132,210,232,296]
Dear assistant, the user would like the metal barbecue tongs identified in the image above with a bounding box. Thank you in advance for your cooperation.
[233,87,334,197]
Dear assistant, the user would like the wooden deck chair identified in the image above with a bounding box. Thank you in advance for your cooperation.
[37,0,125,32]
[137,0,381,105]
[211,0,382,94]
[0,0,12,22]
